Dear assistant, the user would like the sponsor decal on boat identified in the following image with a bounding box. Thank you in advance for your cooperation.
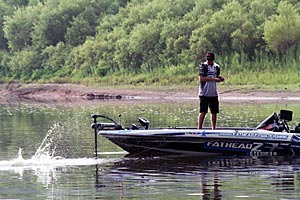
[250,151,277,156]
[219,131,289,140]
[205,141,280,156]
[205,141,253,150]
[185,131,207,136]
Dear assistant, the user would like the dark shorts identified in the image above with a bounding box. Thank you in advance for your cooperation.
[199,96,219,113]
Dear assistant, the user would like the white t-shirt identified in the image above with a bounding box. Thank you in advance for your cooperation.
[198,62,220,97]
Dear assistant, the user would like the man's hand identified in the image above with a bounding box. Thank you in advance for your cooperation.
[218,76,225,81]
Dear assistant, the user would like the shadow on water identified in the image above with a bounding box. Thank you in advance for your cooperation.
[94,155,300,199]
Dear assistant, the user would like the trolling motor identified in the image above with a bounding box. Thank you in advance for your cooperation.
[91,114,150,157]
[91,114,123,131]
[91,114,123,158]
[256,110,293,133]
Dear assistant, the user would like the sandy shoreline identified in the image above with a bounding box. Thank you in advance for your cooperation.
[0,83,299,104]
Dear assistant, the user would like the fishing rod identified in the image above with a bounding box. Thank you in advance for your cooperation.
[223,80,231,89]
[218,77,241,94]
[218,76,231,89]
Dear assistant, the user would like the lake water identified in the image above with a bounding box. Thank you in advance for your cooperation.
[0,99,300,199]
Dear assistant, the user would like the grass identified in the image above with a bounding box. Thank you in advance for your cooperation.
[36,68,300,95]
[6,50,300,93]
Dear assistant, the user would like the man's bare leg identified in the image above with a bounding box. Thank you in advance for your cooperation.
[198,112,207,129]
[211,113,217,130]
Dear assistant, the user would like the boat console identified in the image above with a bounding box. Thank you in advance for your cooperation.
[256,110,300,133]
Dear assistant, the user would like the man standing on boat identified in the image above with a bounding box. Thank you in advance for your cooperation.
[198,51,224,130]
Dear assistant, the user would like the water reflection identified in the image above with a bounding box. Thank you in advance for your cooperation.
[95,155,300,199]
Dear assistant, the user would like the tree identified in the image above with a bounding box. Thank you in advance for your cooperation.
[264,1,300,54]
[190,1,246,57]
[0,1,30,50]
[245,0,277,56]
[8,48,41,79]
[65,4,99,47]
[41,42,69,72]
[0,1,12,50]
[3,5,41,51]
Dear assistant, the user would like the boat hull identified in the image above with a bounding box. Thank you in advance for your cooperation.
[99,129,300,157]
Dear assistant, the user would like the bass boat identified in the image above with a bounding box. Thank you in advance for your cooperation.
[91,110,300,157]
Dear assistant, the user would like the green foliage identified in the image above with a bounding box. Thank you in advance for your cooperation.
[4,5,41,51]
[0,50,11,79]
[41,42,69,72]
[0,0,15,50]
[264,1,300,54]
[8,48,41,79]
[0,0,300,89]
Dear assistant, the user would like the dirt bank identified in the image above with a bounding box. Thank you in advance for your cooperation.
[0,83,299,104]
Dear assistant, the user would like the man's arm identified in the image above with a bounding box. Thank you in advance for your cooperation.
[200,75,222,82]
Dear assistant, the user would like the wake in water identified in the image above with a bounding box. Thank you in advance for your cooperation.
[0,122,125,188]
[0,148,118,169]
[0,122,122,171]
